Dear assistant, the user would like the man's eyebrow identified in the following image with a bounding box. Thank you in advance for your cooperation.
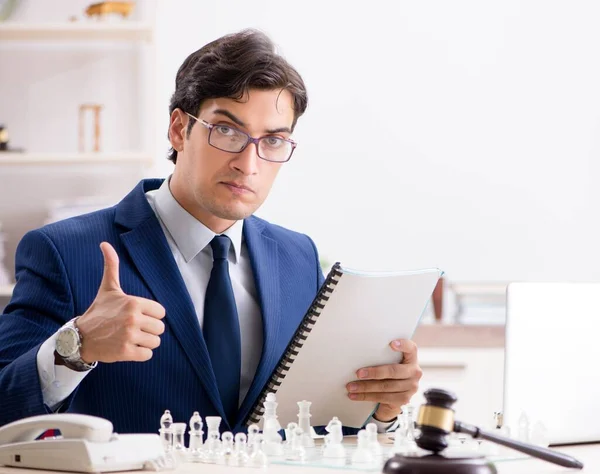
[213,109,246,127]
[213,109,292,135]
[266,126,293,134]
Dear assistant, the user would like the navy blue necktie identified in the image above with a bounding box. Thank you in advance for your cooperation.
[203,235,241,425]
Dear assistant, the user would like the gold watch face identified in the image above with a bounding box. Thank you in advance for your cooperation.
[56,327,79,358]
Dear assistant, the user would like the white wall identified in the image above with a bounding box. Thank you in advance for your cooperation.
[0,0,158,275]
[154,0,600,283]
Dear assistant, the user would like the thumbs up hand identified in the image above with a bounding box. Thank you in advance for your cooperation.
[76,242,166,364]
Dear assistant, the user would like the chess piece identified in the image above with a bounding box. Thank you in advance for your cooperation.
[393,416,418,455]
[366,422,383,459]
[517,412,530,443]
[247,423,260,450]
[231,433,250,467]
[289,426,306,461]
[262,394,284,456]
[323,417,345,459]
[351,429,374,467]
[203,417,222,464]
[296,400,315,448]
[249,433,269,468]
[171,422,187,462]
[159,410,173,452]
[188,411,204,462]
[219,432,234,465]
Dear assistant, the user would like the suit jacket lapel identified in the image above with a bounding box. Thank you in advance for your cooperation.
[115,180,227,422]
[237,217,281,426]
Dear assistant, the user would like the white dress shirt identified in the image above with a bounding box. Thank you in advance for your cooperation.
[36,177,392,430]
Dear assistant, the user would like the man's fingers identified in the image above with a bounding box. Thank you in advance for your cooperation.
[348,391,414,405]
[347,379,417,394]
[390,339,418,364]
[356,363,418,381]
[127,345,154,362]
[139,316,165,336]
[131,296,166,319]
[133,332,161,350]
[99,242,121,292]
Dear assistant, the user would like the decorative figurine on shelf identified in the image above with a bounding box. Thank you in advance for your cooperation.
[85,1,135,19]
[78,104,103,153]
[0,222,12,287]
[0,124,8,151]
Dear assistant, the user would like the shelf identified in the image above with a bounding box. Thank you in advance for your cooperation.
[0,285,14,298]
[0,22,153,42]
[0,152,153,165]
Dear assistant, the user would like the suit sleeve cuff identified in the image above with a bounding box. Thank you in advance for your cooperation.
[366,414,399,433]
[36,333,92,411]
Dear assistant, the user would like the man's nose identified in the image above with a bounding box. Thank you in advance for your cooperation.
[231,141,260,176]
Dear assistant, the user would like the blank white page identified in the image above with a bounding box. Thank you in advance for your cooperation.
[503,282,600,444]
[261,266,442,428]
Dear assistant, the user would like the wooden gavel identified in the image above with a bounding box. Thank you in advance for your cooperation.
[383,388,583,474]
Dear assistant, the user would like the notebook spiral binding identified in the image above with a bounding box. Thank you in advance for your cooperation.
[244,262,344,426]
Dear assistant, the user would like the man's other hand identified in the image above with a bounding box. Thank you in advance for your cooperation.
[346,339,422,422]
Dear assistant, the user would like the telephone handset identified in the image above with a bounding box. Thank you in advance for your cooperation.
[0,414,113,445]
[0,413,166,472]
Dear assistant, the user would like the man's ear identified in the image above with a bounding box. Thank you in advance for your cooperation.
[168,108,187,152]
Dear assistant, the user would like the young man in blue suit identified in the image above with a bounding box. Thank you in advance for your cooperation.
[0,30,422,435]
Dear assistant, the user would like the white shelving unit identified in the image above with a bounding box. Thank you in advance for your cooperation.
[0,22,153,42]
[0,152,153,166]
[0,285,14,298]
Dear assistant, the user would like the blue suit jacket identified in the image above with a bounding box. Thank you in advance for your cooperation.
[0,179,325,434]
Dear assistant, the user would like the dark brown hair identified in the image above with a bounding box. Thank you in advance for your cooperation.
[167,29,308,163]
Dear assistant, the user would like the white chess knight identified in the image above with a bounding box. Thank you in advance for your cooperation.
[262,393,284,456]
[323,416,346,458]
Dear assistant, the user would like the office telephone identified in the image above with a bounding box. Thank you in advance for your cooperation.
[0,413,166,472]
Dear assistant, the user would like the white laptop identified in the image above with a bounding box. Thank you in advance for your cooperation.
[503,282,600,445]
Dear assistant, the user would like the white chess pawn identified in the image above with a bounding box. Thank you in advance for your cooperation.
[249,433,270,468]
[231,432,250,467]
[159,410,173,452]
[296,400,315,448]
[219,432,234,465]
[188,411,204,462]
[366,423,383,458]
[323,417,346,459]
[518,412,530,443]
[203,417,222,465]
[351,430,374,467]
[247,424,260,450]
[289,426,306,461]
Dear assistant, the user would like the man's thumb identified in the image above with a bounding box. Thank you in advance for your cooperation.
[99,242,121,291]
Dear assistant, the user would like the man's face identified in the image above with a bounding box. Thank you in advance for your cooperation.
[169,88,295,231]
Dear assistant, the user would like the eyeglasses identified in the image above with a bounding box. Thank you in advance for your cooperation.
[186,112,297,163]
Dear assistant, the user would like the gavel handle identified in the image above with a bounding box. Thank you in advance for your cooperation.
[454,421,584,469]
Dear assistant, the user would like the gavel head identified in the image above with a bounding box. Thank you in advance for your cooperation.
[415,388,458,453]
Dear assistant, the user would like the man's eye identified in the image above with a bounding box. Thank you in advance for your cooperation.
[216,126,234,136]
[265,137,284,148]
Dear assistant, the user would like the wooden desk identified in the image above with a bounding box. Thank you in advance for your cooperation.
[0,444,597,474]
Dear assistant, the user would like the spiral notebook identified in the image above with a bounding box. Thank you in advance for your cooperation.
[244,262,443,429]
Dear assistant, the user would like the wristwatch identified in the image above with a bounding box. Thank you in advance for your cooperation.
[55,317,97,372]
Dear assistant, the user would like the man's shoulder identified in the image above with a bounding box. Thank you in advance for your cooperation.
[247,215,316,248]
[34,205,118,243]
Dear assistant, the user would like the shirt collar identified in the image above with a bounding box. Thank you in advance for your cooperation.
[153,177,243,264]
